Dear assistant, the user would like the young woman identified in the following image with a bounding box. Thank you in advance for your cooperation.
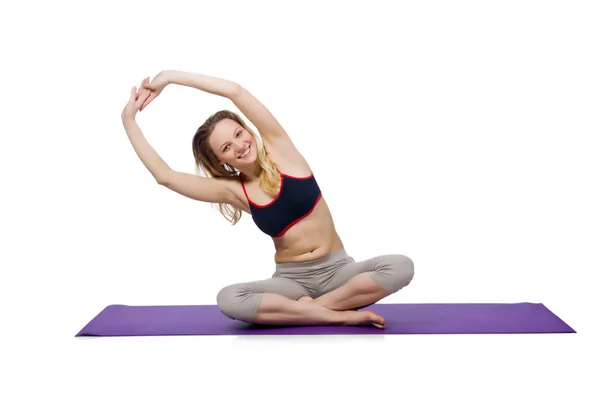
[121,71,415,328]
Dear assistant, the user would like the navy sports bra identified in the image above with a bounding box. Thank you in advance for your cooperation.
[240,169,322,238]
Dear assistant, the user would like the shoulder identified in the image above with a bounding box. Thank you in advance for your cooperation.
[230,85,314,175]
[262,137,313,176]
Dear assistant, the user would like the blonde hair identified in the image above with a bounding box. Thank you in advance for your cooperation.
[192,110,279,224]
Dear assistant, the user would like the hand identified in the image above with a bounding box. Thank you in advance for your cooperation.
[139,70,172,111]
[121,77,152,121]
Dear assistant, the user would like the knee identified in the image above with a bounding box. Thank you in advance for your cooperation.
[378,254,415,293]
[216,284,256,322]
[216,284,238,319]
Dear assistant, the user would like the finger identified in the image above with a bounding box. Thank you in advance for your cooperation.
[141,92,157,111]
[142,97,153,110]
[130,86,138,101]
[136,90,152,107]
[136,82,146,96]
[140,88,152,100]
[136,78,149,95]
[141,76,151,89]
[141,92,155,109]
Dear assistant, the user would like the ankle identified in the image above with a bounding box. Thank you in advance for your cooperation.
[332,310,352,325]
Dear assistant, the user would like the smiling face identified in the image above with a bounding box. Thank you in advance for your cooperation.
[209,118,257,168]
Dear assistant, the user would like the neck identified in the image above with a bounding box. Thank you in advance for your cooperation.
[238,161,262,182]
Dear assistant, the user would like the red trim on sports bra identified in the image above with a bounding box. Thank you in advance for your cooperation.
[239,171,284,208]
[277,168,314,180]
[273,193,323,238]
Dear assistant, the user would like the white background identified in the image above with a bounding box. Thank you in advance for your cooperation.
[2,0,599,396]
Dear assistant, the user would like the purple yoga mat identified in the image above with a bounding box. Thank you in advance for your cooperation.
[75,303,575,336]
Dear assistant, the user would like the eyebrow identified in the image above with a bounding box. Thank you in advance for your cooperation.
[220,128,239,151]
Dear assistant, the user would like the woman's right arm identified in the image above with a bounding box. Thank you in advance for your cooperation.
[121,84,234,205]
[121,116,170,183]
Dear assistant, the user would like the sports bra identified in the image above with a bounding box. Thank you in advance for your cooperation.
[240,169,322,238]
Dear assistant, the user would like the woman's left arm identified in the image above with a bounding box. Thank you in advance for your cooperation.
[165,70,240,98]
[144,70,294,149]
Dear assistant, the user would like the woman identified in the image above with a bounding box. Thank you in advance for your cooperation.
[121,70,415,328]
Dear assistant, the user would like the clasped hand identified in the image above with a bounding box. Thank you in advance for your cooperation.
[121,71,171,121]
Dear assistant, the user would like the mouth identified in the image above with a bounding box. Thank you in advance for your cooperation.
[238,144,251,159]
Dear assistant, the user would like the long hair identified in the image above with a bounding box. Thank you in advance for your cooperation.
[192,110,279,224]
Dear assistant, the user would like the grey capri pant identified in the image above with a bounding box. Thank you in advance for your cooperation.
[216,248,415,323]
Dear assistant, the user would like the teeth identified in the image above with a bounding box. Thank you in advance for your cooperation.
[239,145,250,159]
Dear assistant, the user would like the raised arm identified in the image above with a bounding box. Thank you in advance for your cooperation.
[122,119,168,181]
[121,82,235,205]
[166,70,240,98]
[121,83,171,183]
[140,70,239,109]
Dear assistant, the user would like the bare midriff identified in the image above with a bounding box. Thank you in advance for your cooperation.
[270,197,344,263]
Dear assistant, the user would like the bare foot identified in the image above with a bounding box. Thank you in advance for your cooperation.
[344,310,386,329]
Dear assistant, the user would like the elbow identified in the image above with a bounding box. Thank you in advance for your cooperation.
[155,170,171,186]
[156,176,169,186]
[228,82,244,99]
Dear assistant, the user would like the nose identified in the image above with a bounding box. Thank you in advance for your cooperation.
[235,142,246,153]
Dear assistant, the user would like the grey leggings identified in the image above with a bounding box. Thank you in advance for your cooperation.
[216,248,415,323]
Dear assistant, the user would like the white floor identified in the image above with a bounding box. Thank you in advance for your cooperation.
[6,311,597,397]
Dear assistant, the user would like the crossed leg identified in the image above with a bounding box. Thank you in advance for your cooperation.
[216,276,385,328]
[311,254,415,311]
